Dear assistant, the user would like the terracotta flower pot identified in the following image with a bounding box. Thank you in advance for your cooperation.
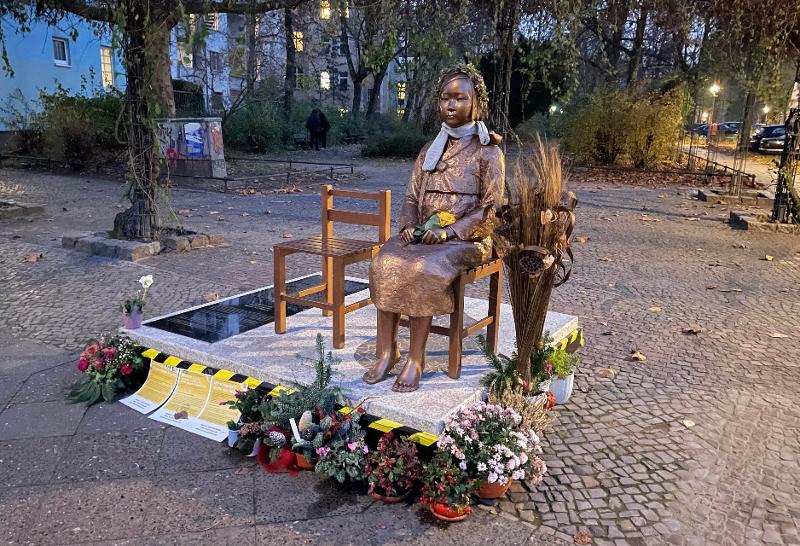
[369,488,410,504]
[430,503,469,522]
[477,479,513,500]
[295,452,317,470]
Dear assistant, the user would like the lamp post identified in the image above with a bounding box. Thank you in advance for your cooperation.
[762,105,770,124]
[706,83,721,179]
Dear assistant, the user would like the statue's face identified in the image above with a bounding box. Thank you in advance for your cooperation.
[439,76,474,128]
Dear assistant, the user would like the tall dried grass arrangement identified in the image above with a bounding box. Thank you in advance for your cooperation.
[492,136,576,384]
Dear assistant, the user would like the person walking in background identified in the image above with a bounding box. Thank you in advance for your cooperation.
[305,109,321,150]
[319,110,331,149]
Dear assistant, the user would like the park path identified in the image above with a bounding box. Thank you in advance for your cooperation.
[1,153,799,545]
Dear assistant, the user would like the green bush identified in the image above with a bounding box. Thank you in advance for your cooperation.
[560,85,686,168]
[361,125,430,158]
[223,102,284,152]
[37,80,124,169]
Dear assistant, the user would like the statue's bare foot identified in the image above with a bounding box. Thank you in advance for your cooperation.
[391,358,423,392]
[363,346,401,384]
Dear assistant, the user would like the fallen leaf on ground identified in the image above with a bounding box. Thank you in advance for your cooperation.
[682,326,702,335]
[24,254,42,263]
[630,350,647,361]
[706,285,717,290]
[763,255,774,261]
[249,260,257,265]
[648,306,663,312]
[768,332,788,338]
[282,233,293,238]
[241,212,249,217]
[574,531,592,545]
[733,242,749,249]
[204,293,220,302]
[596,368,616,379]
[178,209,190,214]
[599,257,613,262]
[602,331,613,336]
[575,236,591,243]
[719,288,742,293]
[682,419,696,428]
[174,411,189,420]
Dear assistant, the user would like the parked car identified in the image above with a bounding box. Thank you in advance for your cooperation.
[689,123,708,136]
[750,124,786,153]
[718,122,741,136]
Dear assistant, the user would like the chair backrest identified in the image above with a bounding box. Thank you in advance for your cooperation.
[320,184,391,243]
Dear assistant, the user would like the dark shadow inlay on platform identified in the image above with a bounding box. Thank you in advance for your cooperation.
[147,275,369,343]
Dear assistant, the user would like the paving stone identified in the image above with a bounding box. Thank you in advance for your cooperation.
[0,400,85,440]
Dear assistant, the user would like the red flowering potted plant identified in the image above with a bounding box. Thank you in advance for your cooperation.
[419,450,475,522]
[365,432,420,503]
[68,334,147,406]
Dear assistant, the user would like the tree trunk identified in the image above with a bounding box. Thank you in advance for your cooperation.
[351,79,363,114]
[150,22,176,118]
[366,65,388,118]
[489,0,520,135]
[113,0,161,241]
[283,7,296,117]
[627,6,647,87]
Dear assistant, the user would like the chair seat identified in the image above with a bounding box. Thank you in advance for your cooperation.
[274,236,379,258]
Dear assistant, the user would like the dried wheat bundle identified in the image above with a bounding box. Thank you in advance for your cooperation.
[493,136,577,382]
[488,386,554,434]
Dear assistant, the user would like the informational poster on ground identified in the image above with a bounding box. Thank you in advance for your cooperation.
[149,369,212,427]
[120,362,182,414]
[185,378,242,441]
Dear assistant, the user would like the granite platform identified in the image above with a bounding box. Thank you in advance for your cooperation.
[123,274,580,435]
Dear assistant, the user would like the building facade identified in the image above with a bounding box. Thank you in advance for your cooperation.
[0,15,121,131]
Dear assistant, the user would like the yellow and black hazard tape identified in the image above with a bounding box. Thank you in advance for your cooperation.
[556,328,584,353]
[137,347,439,447]
[137,328,583,450]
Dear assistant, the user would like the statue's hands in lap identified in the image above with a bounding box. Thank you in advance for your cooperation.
[400,228,415,243]
[422,228,448,244]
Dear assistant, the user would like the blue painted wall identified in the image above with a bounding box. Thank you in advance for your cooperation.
[0,15,123,130]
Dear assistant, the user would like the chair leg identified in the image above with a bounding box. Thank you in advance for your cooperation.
[448,276,466,379]
[487,268,502,353]
[332,258,346,349]
[322,256,333,317]
[274,248,287,335]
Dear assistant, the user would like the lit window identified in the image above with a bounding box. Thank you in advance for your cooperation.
[205,13,219,31]
[52,37,70,66]
[320,71,331,90]
[340,0,350,18]
[396,107,405,117]
[293,31,304,52]
[320,0,332,19]
[338,71,348,90]
[100,47,114,87]
[397,82,406,102]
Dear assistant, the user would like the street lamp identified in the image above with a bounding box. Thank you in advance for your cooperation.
[548,104,558,114]
[701,111,709,122]
[709,83,721,96]
[762,105,770,123]
[706,83,721,178]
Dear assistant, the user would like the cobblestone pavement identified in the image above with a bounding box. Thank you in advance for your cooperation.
[1,158,799,545]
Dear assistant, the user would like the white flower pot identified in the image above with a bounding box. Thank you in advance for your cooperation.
[227,429,239,448]
[550,372,574,405]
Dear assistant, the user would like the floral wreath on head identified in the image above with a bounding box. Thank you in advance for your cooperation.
[434,63,490,121]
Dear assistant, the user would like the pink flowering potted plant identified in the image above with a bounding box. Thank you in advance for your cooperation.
[312,408,369,483]
[68,334,146,405]
[437,401,547,500]
[121,275,153,329]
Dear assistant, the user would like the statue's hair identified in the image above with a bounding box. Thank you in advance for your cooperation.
[435,63,489,121]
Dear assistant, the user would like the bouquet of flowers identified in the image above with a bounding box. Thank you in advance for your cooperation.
[409,211,456,244]
[437,401,546,487]
[312,407,369,483]
[68,334,147,406]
